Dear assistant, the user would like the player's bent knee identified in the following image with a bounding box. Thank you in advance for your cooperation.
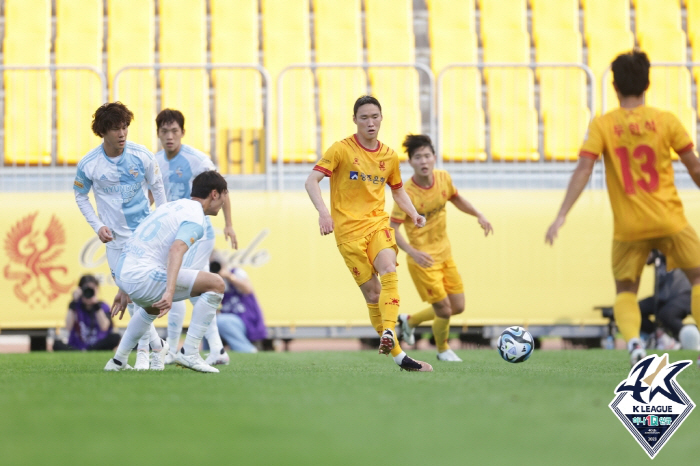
[433,302,451,319]
[200,290,224,307]
[451,306,465,316]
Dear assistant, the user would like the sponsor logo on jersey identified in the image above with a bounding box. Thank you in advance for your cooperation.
[100,174,108,181]
[349,171,359,180]
[384,298,399,306]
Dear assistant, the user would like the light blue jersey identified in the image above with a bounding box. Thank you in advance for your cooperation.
[74,141,166,249]
[156,144,215,202]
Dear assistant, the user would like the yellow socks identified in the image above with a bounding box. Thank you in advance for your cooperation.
[614,292,641,342]
[367,303,383,336]
[433,316,451,352]
[379,272,403,357]
[408,307,436,329]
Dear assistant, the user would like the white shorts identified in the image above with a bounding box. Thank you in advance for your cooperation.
[106,246,123,279]
[116,267,199,309]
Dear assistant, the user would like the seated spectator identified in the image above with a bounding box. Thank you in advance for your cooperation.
[53,274,120,351]
[210,258,267,353]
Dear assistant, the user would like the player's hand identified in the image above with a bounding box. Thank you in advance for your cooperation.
[410,249,434,268]
[545,216,565,245]
[319,213,334,236]
[477,215,494,237]
[224,225,238,249]
[110,289,128,320]
[98,226,113,243]
[413,215,426,228]
[153,291,174,318]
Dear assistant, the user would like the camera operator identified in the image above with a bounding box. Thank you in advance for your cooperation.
[53,274,121,351]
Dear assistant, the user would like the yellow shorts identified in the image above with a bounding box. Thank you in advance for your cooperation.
[337,228,399,286]
[407,257,464,304]
[612,225,700,281]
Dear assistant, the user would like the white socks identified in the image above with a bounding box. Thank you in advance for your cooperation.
[114,307,158,363]
[182,292,223,356]
[128,303,158,351]
[393,351,407,365]
[204,314,224,355]
[167,300,187,353]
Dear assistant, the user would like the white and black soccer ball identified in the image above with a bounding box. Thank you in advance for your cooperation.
[497,326,534,363]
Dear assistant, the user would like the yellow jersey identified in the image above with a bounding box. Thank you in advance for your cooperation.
[390,169,458,263]
[314,135,403,245]
[580,106,694,241]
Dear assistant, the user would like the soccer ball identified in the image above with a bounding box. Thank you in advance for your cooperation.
[497,326,534,363]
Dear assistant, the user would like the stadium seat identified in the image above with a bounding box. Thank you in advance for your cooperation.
[479,0,527,39]
[314,0,367,154]
[3,0,52,165]
[426,0,476,34]
[634,0,682,38]
[582,0,630,44]
[211,0,263,174]
[262,0,316,163]
[365,0,421,159]
[543,106,591,161]
[490,107,539,162]
[159,0,210,154]
[55,0,104,165]
[107,0,156,152]
[530,0,579,45]
[688,0,700,46]
[586,30,635,113]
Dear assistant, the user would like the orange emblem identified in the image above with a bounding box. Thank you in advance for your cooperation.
[379,161,386,171]
[385,298,400,306]
[351,267,361,277]
[4,212,72,308]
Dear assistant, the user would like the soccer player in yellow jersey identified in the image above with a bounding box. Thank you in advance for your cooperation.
[390,135,493,362]
[305,96,433,372]
[546,50,700,367]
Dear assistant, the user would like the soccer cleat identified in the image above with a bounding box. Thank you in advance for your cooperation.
[398,313,415,346]
[174,349,220,373]
[134,350,149,370]
[398,355,433,372]
[149,340,170,371]
[437,349,463,362]
[164,352,176,365]
[378,329,396,355]
[104,358,133,371]
[628,338,646,367]
[205,348,230,366]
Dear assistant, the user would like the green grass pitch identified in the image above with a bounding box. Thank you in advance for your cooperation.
[1,349,699,466]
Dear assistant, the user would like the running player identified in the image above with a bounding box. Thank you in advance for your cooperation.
[305,95,432,372]
[105,170,229,373]
[153,109,238,367]
[545,50,700,366]
[74,102,168,370]
[391,135,493,362]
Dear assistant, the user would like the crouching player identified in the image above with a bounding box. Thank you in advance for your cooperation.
[104,171,228,373]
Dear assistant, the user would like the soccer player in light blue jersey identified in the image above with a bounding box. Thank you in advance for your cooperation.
[153,109,238,366]
[74,102,168,370]
[105,171,229,373]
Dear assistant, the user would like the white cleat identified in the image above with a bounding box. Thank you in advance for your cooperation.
[149,340,170,371]
[134,350,149,371]
[398,313,415,346]
[174,349,220,373]
[628,338,646,367]
[205,348,230,366]
[164,352,177,365]
[437,349,463,362]
[104,358,133,371]
[679,325,700,350]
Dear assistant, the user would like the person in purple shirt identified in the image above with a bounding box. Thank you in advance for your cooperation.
[209,259,267,354]
[53,275,121,351]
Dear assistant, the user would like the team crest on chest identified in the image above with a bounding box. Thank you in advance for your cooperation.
[128,165,139,178]
[353,157,360,166]
[379,161,386,171]
[175,167,183,178]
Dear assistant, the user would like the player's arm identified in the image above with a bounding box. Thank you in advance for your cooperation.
[391,187,426,228]
[545,156,596,245]
[390,219,434,268]
[450,194,494,236]
[679,149,700,188]
[221,192,238,249]
[74,169,113,243]
[152,240,189,317]
[146,156,167,207]
[305,170,334,235]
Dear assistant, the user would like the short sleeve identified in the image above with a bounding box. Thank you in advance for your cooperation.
[174,221,205,248]
[666,112,694,154]
[314,142,340,177]
[446,171,458,199]
[579,117,604,160]
[390,201,407,224]
[387,149,403,189]
[73,167,93,194]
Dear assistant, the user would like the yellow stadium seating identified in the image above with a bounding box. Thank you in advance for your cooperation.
[211,0,263,174]
[314,0,367,154]
[535,30,586,118]
[3,0,52,166]
[479,0,527,39]
[262,0,316,163]
[634,0,682,37]
[490,107,539,162]
[107,0,156,151]
[587,30,635,113]
[530,0,579,44]
[426,0,475,33]
[55,0,104,165]
[159,0,210,154]
[582,0,630,44]
[365,0,421,159]
[688,0,700,46]
[543,107,591,161]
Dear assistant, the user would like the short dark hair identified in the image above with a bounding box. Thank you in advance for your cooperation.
[156,108,185,132]
[191,170,228,199]
[78,274,99,288]
[611,49,650,97]
[91,102,133,137]
[353,95,382,116]
[403,134,435,159]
